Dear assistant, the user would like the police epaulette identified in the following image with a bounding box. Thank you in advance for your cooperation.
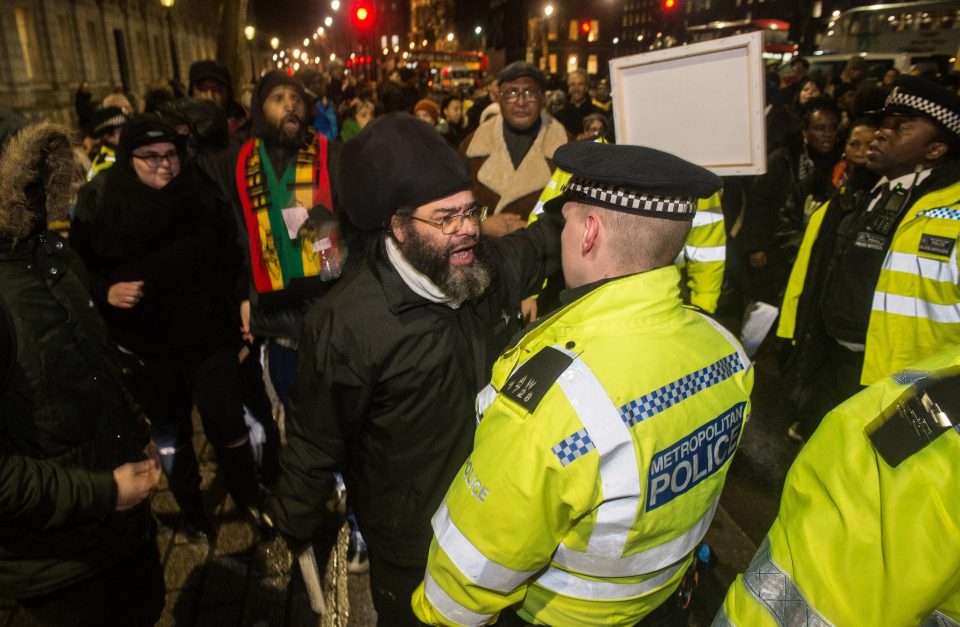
[500,346,574,413]
[868,370,960,467]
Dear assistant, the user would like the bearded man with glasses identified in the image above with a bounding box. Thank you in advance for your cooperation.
[460,62,572,238]
[268,113,562,626]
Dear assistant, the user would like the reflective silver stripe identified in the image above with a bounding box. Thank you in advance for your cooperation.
[555,497,719,577]
[692,211,725,227]
[432,502,537,593]
[535,559,686,601]
[741,537,834,627]
[710,605,736,627]
[476,383,497,424]
[885,250,959,285]
[531,199,546,216]
[685,244,726,263]
[922,610,960,627]
[552,346,642,574]
[871,291,960,323]
[423,571,494,626]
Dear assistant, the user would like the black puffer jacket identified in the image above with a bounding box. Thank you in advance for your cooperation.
[269,214,562,567]
[0,122,153,599]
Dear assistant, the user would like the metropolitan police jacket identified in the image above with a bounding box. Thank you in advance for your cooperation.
[716,345,960,627]
[413,266,753,626]
[268,214,561,566]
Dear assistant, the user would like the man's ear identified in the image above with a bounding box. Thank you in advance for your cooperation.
[582,211,601,256]
[390,214,406,243]
[926,140,949,162]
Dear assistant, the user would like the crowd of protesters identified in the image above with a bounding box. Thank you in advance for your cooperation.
[3,47,960,626]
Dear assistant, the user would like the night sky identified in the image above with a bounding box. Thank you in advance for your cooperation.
[251,0,330,43]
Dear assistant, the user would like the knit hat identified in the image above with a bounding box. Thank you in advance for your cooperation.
[336,113,471,231]
[118,115,185,159]
[189,60,232,91]
[251,71,308,137]
[414,99,440,124]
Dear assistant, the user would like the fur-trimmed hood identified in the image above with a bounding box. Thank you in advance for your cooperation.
[0,121,80,241]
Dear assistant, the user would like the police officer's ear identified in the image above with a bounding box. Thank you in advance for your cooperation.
[925,138,949,162]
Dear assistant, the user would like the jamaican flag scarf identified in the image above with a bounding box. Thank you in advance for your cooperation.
[236,129,333,294]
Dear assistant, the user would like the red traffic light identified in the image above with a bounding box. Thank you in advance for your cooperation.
[663,0,677,9]
[580,20,591,34]
[350,0,375,31]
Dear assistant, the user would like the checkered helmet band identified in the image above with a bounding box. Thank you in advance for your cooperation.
[94,113,128,136]
[886,85,960,137]
[562,178,697,216]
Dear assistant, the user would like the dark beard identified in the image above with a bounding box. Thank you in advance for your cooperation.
[396,225,492,304]
[266,113,306,149]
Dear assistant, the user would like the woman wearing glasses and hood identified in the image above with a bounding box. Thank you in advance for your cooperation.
[72,115,270,541]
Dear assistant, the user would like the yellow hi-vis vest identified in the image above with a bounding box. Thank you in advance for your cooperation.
[715,344,960,627]
[530,159,727,314]
[778,177,960,385]
[86,144,116,181]
[412,267,753,626]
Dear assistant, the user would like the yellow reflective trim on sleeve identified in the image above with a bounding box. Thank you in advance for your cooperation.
[432,502,538,593]
[534,558,687,601]
[423,571,496,627]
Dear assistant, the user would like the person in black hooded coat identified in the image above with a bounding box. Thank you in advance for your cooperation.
[71,115,269,539]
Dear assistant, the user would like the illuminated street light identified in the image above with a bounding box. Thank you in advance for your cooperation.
[612,37,619,44]
[544,4,554,17]
[244,25,256,41]
[331,0,340,9]
[318,27,325,35]
[421,38,428,46]
[272,53,278,60]
[383,47,389,55]
[832,10,841,17]
[393,44,400,52]
[314,56,321,64]
[324,16,333,27]
[270,36,280,49]
[350,52,356,59]
[402,51,409,59]
[293,48,301,58]
[160,0,173,6]
[294,62,300,70]
[329,53,336,61]
[277,61,283,68]
[303,38,310,46]
[446,32,454,42]
[475,26,482,35]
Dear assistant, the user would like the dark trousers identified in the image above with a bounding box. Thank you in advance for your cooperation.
[20,539,165,627]
[123,345,260,512]
[793,340,865,439]
[266,341,298,407]
[368,551,426,626]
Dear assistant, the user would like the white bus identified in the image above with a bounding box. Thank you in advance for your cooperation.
[818,0,960,58]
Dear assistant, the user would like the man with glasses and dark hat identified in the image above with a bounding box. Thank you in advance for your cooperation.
[460,61,572,236]
[268,113,561,626]
[777,75,960,442]
[413,141,753,627]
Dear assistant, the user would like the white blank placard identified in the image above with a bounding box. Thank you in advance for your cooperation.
[610,32,767,176]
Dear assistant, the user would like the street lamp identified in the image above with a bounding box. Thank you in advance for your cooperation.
[331,0,340,10]
[244,25,257,82]
[270,37,280,49]
[160,0,180,81]
[544,4,555,17]
[324,16,333,27]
